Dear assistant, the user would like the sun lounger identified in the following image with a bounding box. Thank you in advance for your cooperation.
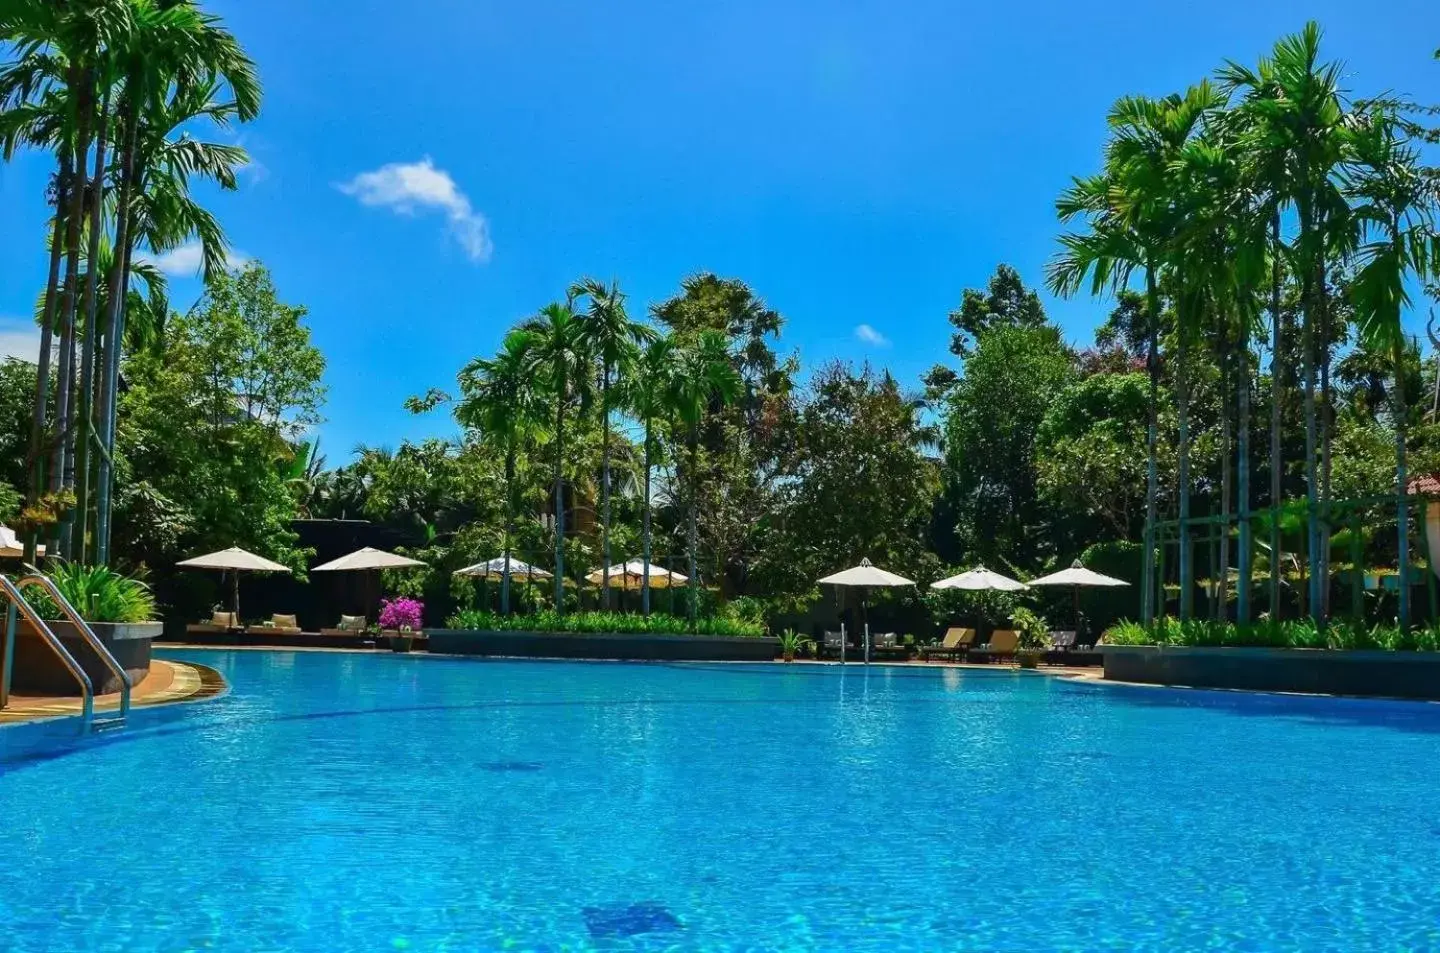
[920,627,975,661]
[246,613,303,636]
[186,611,239,635]
[320,614,369,637]
[1049,630,1077,652]
[870,631,910,659]
[971,629,1019,663]
[820,630,847,660]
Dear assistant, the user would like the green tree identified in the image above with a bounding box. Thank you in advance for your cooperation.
[571,278,651,605]
[671,330,741,618]
[519,302,591,614]
[924,264,1048,399]
[457,329,545,614]
[625,334,681,615]
[943,324,1075,569]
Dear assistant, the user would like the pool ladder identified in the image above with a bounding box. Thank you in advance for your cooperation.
[0,573,132,733]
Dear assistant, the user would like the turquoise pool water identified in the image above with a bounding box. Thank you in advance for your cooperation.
[2,651,1439,951]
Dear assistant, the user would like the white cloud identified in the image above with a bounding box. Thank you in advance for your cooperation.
[336,157,493,263]
[139,241,250,277]
[854,324,890,347]
[0,316,41,363]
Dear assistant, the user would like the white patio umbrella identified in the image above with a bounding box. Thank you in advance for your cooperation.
[930,565,1028,592]
[454,556,554,581]
[313,547,427,623]
[585,560,688,590]
[817,558,915,664]
[176,546,292,620]
[1029,559,1129,636]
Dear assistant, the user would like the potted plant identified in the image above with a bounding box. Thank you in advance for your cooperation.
[777,628,813,663]
[378,597,424,653]
[1010,607,1050,669]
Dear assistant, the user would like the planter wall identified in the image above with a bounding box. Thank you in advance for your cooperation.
[9,620,161,696]
[1101,644,1440,700]
[428,629,780,662]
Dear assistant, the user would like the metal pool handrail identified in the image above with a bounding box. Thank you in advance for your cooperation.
[0,575,95,730]
[17,574,132,722]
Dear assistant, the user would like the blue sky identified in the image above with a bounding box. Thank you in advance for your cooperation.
[1,0,1436,461]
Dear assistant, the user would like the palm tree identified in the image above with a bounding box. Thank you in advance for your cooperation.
[457,329,544,614]
[1050,88,1212,622]
[1346,106,1437,630]
[625,334,679,615]
[1220,23,1354,621]
[571,277,652,607]
[671,330,740,620]
[519,303,591,614]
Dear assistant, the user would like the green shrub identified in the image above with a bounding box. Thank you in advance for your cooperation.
[23,561,157,624]
[1009,607,1050,651]
[444,608,765,638]
[1101,616,1440,652]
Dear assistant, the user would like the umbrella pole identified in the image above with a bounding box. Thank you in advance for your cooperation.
[232,570,240,622]
[864,589,871,665]
[1073,586,1081,638]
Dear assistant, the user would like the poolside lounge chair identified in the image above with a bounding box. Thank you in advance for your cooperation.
[820,630,850,660]
[186,611,239,635]
[870,632,910,660]
[320,614,369,637]
[246,613,302,636]
[971,629,1019,663]
[920,627,974,661]
[1048,630,1077,653]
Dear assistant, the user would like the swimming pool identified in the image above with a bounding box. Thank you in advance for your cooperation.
[2,651,1438,951]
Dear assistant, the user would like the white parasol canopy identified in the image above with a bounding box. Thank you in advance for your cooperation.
[312,547,426,572]
[1028,560,1129,589]
[176,547,291,619]
[0,525,44,558]
[818,558,915,588]
[454,556,553,580]
[817,559,915,663]
[585,560,688,590]
[931,565,1028,592]
[177,546,291,573]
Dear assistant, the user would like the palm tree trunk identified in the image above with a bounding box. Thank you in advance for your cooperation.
[1142,265,1161,625]
[1237,316,1253,625]
[688,426,699,621]
[75,86,112,563]
[502,444,515,615]
[25,156,71,562]
[600,369,611,609]
[1394,338,1411,630]
[1269,212,1284,621]
[1318,275,1333,619]
[1218,333,1232,622]
[641,415,653,616]
[52,67,94,557]
[1178,321,1193,621]
[96,92,140,565]
[553,387,566,615]
[1303,256,1322,622]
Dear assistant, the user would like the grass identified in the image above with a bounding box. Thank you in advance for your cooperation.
[444,608,766,638]
[1103,618,1440,652]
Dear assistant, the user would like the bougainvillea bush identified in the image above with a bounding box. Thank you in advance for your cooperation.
[378,597,424,631]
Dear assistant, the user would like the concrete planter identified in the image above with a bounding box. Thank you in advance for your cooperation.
[10,620,161,696]
[428,629,780,662]
[1101,644,1440,701]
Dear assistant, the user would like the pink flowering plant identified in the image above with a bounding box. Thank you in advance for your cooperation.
[378,596,424,632]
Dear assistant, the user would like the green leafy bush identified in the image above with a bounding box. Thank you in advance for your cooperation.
[1100,617,1440,652]
[1009,607,1051,651]
[444,608,765,638]
[23,561,158,624]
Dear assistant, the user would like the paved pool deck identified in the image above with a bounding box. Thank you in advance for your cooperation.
[0,659,225,726]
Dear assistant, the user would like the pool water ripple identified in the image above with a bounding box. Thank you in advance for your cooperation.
[2,651,1439,951]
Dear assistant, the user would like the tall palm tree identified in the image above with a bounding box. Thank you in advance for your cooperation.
[1050,87,1212,622]
[1220,22,1354,621]
[625,334,679,615]
[457,329,544,615]
[1346,106,1437,630]
[519,303,591,614]
[571,277,652,607]
[671,330,740,620]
